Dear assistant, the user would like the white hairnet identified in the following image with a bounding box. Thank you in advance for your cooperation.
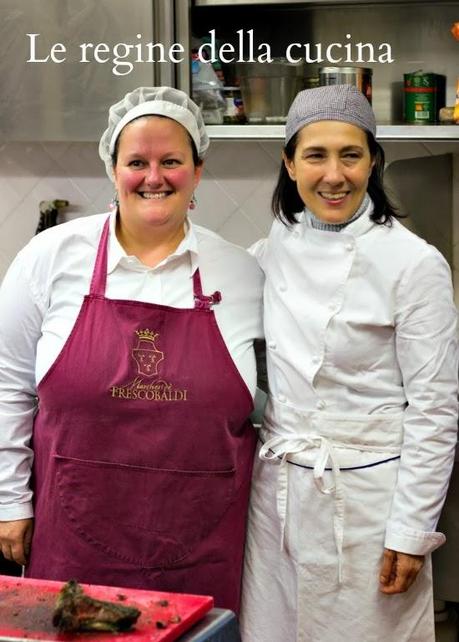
[98,86,210,181]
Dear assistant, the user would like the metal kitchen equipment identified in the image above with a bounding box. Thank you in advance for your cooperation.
[236,58,305,123]
[35,199,69,235]
[2,0,459,141]
[319,66,373,103]
[179,609,241,641]
[403,71,446,124]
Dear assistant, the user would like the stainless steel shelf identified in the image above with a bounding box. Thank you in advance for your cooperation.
[377,125,459,142]
[195,0,444,5]
[206,124,459,142]
[207,125,285,139]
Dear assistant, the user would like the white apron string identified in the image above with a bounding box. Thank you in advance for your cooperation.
[259,435,345,584]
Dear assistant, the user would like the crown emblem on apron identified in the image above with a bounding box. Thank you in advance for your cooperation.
[132,329,164,377]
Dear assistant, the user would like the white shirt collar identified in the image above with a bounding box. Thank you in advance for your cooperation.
[106,210,199,275]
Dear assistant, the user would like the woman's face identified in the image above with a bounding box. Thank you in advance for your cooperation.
[284,120,375,224]
[113,116,202,233]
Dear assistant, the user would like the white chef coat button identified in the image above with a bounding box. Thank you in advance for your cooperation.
[278,394,287,403]
[345,243,354,251]
[328,302,336,311]
[268,341,277,350]
[279,284,287,293]
[311,355,319,364]
[316,400,326,410]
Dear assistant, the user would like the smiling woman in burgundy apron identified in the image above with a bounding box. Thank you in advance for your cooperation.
[0,87,263,614]
[240,86,458,641]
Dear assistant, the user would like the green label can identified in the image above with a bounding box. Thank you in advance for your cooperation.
[403,72,439,124]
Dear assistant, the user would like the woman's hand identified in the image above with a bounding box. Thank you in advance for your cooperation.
[379,548,424,594]
[0,518,33,566]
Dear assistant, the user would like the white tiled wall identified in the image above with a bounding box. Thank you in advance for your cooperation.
[0,140,458,283]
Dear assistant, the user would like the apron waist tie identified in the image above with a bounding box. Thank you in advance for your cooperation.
[259,435,345,583]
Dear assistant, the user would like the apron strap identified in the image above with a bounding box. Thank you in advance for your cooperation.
[89,216,111,297]
[89,220,223,307]
[193,269,222,310]
[259,434,345,584]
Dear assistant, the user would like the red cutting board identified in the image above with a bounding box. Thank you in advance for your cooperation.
[0,575,213,641]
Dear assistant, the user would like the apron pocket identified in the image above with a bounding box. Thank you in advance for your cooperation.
[54,453,236,568]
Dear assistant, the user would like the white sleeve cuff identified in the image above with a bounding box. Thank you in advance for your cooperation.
[0,503,34,521]
[385,524,446,555]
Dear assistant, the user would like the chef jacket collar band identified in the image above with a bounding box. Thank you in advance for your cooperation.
[308,193,371,232]
[300,194,374,238]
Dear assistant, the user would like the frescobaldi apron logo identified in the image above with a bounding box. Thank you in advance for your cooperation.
[132,328,164,376]
[109,329,188,401]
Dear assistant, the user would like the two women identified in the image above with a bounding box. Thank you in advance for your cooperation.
[0,86,263,614]
[241,85,458,641]
[1,82,456,640]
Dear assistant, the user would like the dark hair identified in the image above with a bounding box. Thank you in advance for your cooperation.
[272,130,401,226]
[111,114,202,169]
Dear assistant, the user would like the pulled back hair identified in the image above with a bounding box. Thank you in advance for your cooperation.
[272,131,401,226]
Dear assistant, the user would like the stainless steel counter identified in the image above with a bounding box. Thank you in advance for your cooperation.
[179,609,240,641]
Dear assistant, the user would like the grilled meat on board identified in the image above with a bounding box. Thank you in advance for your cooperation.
[52,580,141,632]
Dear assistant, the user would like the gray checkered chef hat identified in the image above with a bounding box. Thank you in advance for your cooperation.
[285,84,377,145]
[99,86,210,181]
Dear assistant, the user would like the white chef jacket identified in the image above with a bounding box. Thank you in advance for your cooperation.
[0,211,264,521]
[251,206,458,555]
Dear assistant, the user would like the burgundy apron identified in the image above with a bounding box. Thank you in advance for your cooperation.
[26,217,256,614]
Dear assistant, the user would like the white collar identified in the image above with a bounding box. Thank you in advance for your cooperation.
[106,210,199,275]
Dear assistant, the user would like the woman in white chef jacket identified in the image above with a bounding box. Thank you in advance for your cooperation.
[240,85,459,642]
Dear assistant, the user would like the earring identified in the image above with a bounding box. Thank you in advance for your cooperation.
[109,192,119,211]
[189,193,197,210]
